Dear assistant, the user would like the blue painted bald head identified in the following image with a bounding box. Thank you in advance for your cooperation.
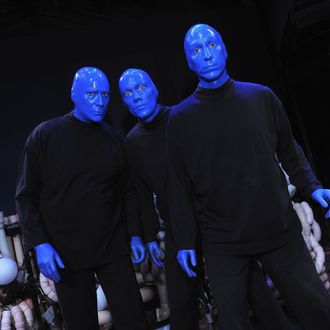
[184,24,229,89]
[71,67,110,123]
[119,69,160,123]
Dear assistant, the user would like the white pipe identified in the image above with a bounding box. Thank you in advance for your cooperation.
[0,211,12,258]
[310,234,325,274]
[1,310,12,330]
[311,221,322,243]
[39,273,58,302]
[10,305,26,330]
[98,310,112,326]
[19,300,34,328]
[293,202,312,250]
[325,281,330,290]
[9,215,24,267]
[25,297,34,310]
[300,202,314,226]
[140,286,154,303]
[6,235,16,261]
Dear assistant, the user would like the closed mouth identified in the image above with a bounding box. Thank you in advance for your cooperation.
[203,65,218,72]
[136,104,146,109]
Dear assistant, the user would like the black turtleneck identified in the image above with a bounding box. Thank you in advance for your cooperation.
[16,112,132,269]
[124,106,170,242]
[167,79,322,254]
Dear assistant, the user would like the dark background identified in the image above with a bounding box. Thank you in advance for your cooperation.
[1,0,329,241]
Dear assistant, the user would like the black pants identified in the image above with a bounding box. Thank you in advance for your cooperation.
[55,255,149,330]
[205,235,330,330]
[165,226,199,330]
[247,259,293,330]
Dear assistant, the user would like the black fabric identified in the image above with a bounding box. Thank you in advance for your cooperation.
[55,256,149,330]
[247,261,294,330]
[167,79,322,254]
[15,112,135,269]
[124,107,200,329]
[205,235,330,330]
[164,225,199,330]
[124,106,170,242]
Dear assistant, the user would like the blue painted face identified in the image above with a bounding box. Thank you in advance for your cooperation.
[184,24,229,89]
[71,67,110,123]
[118,69,159,123]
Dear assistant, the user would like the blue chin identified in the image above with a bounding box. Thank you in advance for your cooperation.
[87,112,105,122]
[133,108,151,120]
[199,69,222,82]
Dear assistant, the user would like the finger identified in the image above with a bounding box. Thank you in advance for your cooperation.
[131,248,139,263]
[152,255,164,268]
[325,208,330,219]
[190,269,197,277]
[137,247,145,263]
[316,196,328,208]
[156,247,163,257]
[190,252,197,267]
[48,262,60,283]
[55,254,65,269]
[182,257,194,278]
[178,257,185,271]
[149,249,160,265]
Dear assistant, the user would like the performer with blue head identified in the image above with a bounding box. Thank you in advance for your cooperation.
[167,23,330,330]
[119,68,200,329]
[16,67,149,330]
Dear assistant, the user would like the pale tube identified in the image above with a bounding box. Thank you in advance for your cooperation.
[300,201,314,226]
[10,215,24,267]
[293,202,312,250]
[18,300,34,328]
[310,234,325,274]
[0,310,12,330]
[25,297,34,310]
[10,305,26,330]
[98,310,112,326]
[140,286,154,303]
[39,273,58,302]
[0,211,12,258]
[155,271,170,322]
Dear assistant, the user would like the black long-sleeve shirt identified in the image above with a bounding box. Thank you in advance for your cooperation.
[124,107,170,243]
[167,79,322,255]
[16,113,135,269]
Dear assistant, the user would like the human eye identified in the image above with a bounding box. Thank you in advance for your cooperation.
[125,91,132,97]
[138,85,146,91]
[193,47,201,54]
[101,92,109,97]
[209,42,216,48]
[86,91,96,97]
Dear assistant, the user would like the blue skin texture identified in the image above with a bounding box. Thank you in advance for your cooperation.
[72,67,110,123]
[35,67,111,282]
[179,23,330,278]
[184,23,229,89]
[130,236,146,264]
[119,68,161,123]
[119,69,164,267]
[311,189,330,218]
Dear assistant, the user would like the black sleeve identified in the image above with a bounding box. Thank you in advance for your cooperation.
[129,166,160,243]
[166,113,198,251]
[15,132,49,250]
[271,90,322,198]
[123,170,143,239]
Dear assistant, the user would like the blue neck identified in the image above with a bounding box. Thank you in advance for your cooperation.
[198,71,230,89]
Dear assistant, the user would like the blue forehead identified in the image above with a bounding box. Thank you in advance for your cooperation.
[119,69,152,91]
[184,24,221,50]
